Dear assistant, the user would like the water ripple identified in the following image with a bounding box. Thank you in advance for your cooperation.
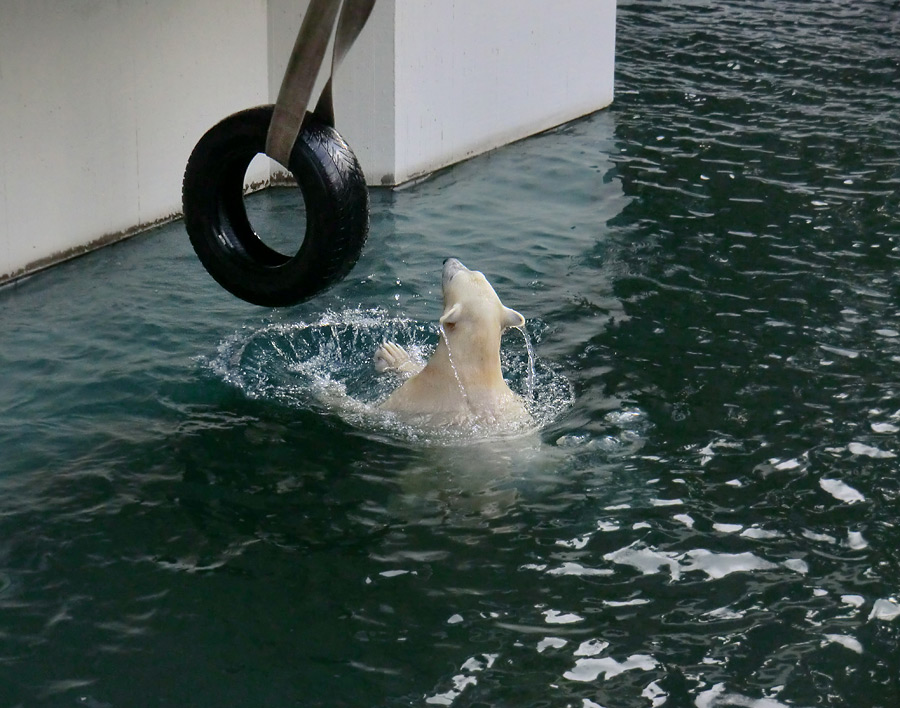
[3,0,900,705]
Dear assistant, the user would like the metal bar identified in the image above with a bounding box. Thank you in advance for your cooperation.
[314,0,376,124]
[331,0,376,70]
[265,0,342,165]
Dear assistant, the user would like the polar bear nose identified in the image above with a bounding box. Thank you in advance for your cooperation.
[442,258,465,289]
[443,257,465,277]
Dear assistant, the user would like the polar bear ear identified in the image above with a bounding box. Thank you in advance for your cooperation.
[440,303,463,327]
[502,306,525,329]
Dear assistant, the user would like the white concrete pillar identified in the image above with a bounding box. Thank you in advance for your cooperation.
[332,0,617,185]
[0,0,270,284]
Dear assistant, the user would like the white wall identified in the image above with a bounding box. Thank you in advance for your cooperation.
[0,0,616,284]
[0,0,270,283]
[335,0,617,185]
[270,0,618,186]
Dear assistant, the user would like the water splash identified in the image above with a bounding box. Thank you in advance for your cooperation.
[204,308,573,444]
[440,322,470,405]
[514,325,537,401]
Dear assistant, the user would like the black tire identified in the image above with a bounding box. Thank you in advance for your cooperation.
[182,105,369,307]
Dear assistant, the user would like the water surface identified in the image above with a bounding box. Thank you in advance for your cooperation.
[2,1,900,705]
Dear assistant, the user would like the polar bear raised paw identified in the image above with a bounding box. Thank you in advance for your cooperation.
[374,341,423,376]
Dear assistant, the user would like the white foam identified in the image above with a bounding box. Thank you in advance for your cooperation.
[643,680,668,707]
[563,654,657,682]
[819,478,865,504]
[696,684,791,708]
[782,558,809,575]
[741,526,782,540]
[871,422,900,433]
[681,550,777,580]
[536,637,568,653]
[822,634,863,654]
[869,598,900,622]
[846,531,868,550]
[604,544,682,580]
[848,442,895,458]
[543,609,584,625]
[573,639,609,657]
[556,535,592,549]
[674,513,695,528]
[547,562,613,577]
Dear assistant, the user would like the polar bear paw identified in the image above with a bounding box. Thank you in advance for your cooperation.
[374,341,422,375]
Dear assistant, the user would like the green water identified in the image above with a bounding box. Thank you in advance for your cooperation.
[3,1,900,705]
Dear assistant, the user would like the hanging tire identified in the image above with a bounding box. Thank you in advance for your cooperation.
[182,104,369,307]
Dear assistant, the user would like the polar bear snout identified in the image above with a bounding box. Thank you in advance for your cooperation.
[442,257,468,292]
[443,257,466,280]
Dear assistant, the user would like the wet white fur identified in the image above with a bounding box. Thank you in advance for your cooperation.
[374,259,531,429]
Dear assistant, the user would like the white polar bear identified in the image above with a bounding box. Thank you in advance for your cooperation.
[374,258,532,431]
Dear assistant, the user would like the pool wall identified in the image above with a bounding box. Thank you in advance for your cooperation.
[0,0,615,284]
[327,0,617,186]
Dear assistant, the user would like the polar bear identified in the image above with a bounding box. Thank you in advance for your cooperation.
[374,258,532,431]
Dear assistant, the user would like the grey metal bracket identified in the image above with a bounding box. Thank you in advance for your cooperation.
[265,0,376,166]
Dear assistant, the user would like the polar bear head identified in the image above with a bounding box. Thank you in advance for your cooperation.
[438,258,525,371]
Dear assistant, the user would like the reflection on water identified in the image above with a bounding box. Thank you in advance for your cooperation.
[2,0,900,705]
